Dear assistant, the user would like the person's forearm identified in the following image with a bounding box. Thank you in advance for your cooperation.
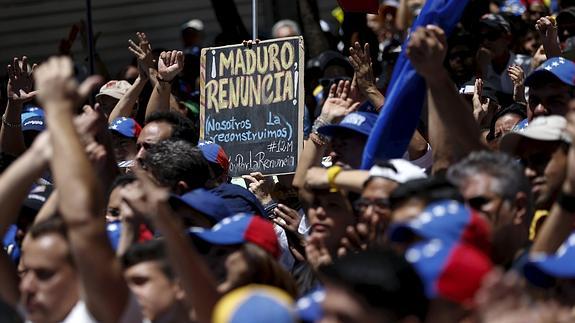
[293,139,327,189]
[0,101,26,156]
[145,82,171,119]
[542,34,562,58]
[108,76,148,122]
[116,220,138,256]
[426,70,483,174]
[334,171,369,193]
[396,0,411,32]
[153,205,220,323]
[0,147,48,234]
[45,101,129,323]
[365,87,385,111]
[34,190,58,224]
[407,130,429,161]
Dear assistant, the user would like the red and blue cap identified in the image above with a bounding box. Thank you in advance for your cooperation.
[188,214,280,258]
[406,239,492,305]
[170,188,231,223]
[198,140,229,175]
[213,284,296,323]
[388,200,492,254]
[317,111,378,138]
[525,57,575,87]
[523,232,575,287]
[109,117,142,138]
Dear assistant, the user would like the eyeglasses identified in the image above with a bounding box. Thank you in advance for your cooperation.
[353,198,390,212]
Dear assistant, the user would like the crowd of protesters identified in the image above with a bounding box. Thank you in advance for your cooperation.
[4,0,575,322]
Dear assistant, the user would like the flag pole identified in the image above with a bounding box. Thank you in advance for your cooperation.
[85,0,95,76]
[252,0,258,40]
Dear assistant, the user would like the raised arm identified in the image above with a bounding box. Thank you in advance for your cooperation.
[123,170,220,323]
[292,81,359,189]
[0,57,37,156]
[0,132,51,307]
[108,32,153,122]
[145,50,184,119]
[531,112,575,254]
[34,57,131,323]
[348,42,385,109]
[406,26,483,174]
[535,16,562,59]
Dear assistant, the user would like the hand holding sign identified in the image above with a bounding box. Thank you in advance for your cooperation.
[158,50,184,82]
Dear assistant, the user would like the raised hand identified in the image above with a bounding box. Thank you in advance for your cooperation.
[507,65,526,104]
[157,50,184,82]
[272,204,302,237]
[128,32,153,79]
[34,56,102,111]
[320,80,361,124]
[121,168,171,220]
[305,235,333,270]
[536,16,561,58]
[6,56,37,104]
[242,172,274,206]
[348,42,375,95]
[472,78,491,123]
[406,25,448,80]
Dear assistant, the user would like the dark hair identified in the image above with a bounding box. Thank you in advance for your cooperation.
[108,174,137,196]
[121,239,174,280]
[389,176,463,210]
[145,111,198,145]
[29,216,74,265]
[141,139,210,192]
[320,248,428,321]
[486,103,527,141]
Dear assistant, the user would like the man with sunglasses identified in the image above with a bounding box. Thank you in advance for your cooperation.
[447,150,533,266]
[500,115,570,240]
[477,14,532,103]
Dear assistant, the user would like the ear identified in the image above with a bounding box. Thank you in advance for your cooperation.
[512,191,529,226]
[175,181,189,195]
[173,279,186,301]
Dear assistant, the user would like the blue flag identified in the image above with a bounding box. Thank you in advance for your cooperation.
[361,0,470,169]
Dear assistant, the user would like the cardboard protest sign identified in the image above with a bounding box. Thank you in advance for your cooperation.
[200,37,304,177]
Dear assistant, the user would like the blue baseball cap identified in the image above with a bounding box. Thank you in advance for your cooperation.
[317,111,378,137]
[525,57,575,87]
[523,232,575,288]
[388,200,492,254]
[21,115,45,132]
[296,288,325,323]
[406,239,492,305]
[188,213,280,258]
[170,188,231,223]
[210,184,266,217]
[109,117,142,138]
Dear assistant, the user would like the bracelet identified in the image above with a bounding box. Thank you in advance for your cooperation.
[557,191,575,213]
[2,114,21,128]
[309,133,328,146]
[327,165,343,192]
[311,117,331,144]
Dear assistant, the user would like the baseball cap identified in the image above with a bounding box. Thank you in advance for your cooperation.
[388,199,492,254]
[21,115,45,132]
[296,288,325,323]
[181,19,204,32]
[210,184,266,217]
[109,117,142,138]
[479,13,511,34]
[524,57,575,87]
[170,189,231,223]
[523,232,575,287]
[317,111,378,138]
[198,140,229,175]
[21,184,53,213]
[188,213,280,258]
[369,159,427,184]
[213,284,296,323]
[500,115,571,155]
[96,80,132,100]
[406,239,492,305]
